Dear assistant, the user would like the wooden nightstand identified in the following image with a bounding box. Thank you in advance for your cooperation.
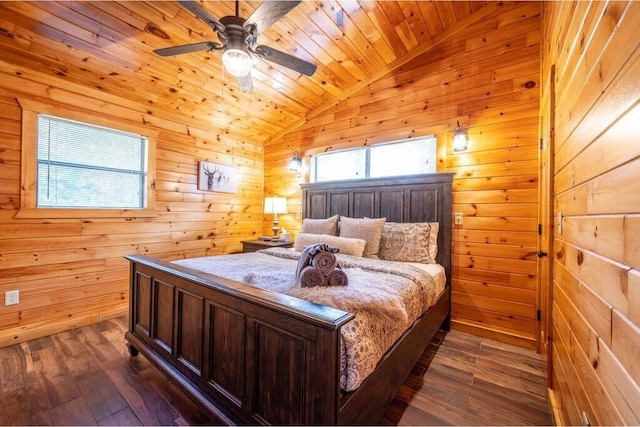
[241,239,293,253]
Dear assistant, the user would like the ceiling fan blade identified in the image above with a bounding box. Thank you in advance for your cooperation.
[178,1,225,33]
[237,72,253,93]
[153,42,220,57]
[253,45,317,76]
[244,1,301,35]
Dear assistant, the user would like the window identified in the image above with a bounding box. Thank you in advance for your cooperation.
[310,137,437,182]
[37,115,147,209]
[17,98,157,218]
[314,148,366,181]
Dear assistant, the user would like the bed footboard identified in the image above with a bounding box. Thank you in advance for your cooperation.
[125,255,354,425]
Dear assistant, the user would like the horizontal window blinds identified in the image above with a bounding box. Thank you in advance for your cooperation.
[36,114,147,209]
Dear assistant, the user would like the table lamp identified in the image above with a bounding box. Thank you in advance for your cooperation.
[264,196,287,239]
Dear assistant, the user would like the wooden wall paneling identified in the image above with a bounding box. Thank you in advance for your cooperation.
[629,268,640,327]
[553,278,626,425]
[555,6,640,171]
[555,240,628,322]
[558,215,625,267]
[0,0,500,347]
[596,335,640,424]
[10,1,318,130]
[0,73,263,348]
[266,2,542,348]
[555,2,636,149]
[456,228,538,246]
[292,4,370,80]
[555,102,640,195]
[551,310,587,426]
[611,309,640,384]
[542,1,640,424]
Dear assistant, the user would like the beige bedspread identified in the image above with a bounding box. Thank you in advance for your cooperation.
[173,247,445,391]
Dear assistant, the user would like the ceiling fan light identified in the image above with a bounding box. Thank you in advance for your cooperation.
[222,48,252,77]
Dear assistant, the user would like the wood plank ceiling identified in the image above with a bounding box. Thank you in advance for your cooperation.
[0,0,487,144]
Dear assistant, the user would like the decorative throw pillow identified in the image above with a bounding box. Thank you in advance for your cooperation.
[338,217,386,258]
[378,222,439,264]
[294,233,366,257]
[300,214,339,236]
[428,222,439,262]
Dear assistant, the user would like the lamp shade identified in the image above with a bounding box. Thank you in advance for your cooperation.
[264,196,288,214]
[289,151,302,172]
[452,120,468,152]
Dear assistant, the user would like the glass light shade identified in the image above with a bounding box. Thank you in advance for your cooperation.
[264,196,288,214]
[222,48,252,77]
[289,151,302,172]
[453,122,468,152]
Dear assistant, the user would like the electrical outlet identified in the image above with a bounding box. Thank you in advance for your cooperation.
[454,212,463,225]
[5,290,19,306]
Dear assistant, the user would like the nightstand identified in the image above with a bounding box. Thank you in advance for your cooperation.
[241,239,293,253]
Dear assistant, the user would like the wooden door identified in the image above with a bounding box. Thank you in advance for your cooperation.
[537,65,555,386]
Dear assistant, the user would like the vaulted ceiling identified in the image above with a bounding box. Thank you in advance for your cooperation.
[0,1,489,144]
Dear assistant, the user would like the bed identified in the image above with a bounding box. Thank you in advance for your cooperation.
[125,173,453,425]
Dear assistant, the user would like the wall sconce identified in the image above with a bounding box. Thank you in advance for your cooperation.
[264,196,288,238]
[289,151,302,172]
[453,121,468,152]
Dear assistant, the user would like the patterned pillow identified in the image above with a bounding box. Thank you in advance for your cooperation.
[294,233,366,257]
[378,222,439,264]
[300,214,339,236]
[338,217,386,258]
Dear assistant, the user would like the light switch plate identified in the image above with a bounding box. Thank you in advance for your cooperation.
[454,212,463,225]
[557,212,563,235]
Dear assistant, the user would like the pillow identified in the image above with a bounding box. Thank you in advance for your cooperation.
[300,214,339,236]
[428,222,439,262]
[294,233,366,257]
[338,217,386,258]
[378,222,439,264]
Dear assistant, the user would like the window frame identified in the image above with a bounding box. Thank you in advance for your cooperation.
[16,98,157,219]
[310,136,438,183]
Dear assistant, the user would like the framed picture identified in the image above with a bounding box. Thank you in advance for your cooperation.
[198,161,237,193]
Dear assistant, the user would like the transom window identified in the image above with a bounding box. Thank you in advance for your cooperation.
[310,137,437,182]
[37,115,148,209]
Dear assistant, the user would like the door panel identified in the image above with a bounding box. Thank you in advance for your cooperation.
[538,64,555,387]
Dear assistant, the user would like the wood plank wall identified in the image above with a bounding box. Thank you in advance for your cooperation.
[265,2,541,349]
[541,1,640,424]
[0,63,264,347]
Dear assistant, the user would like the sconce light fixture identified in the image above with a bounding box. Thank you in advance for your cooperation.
[453,121,469,152]
[289,150,302,172]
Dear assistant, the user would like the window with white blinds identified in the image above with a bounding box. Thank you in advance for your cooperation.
[310,136,437,183]
[36,114,148,209]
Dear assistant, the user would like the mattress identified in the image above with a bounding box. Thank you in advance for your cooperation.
[173,248,445,391]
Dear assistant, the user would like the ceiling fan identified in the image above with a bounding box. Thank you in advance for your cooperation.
[154,0,317,92]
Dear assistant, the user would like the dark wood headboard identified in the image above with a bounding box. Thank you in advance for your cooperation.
[300,173,453,288]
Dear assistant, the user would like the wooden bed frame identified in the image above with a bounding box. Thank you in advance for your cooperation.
[125,173,453,425]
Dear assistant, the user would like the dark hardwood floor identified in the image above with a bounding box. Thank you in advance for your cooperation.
[382,330,553,426]
[0,316,552,426]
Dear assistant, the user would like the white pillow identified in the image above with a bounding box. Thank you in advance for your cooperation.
[338,217,386,258]
[294,233,366,257]
[300,214,339,235]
